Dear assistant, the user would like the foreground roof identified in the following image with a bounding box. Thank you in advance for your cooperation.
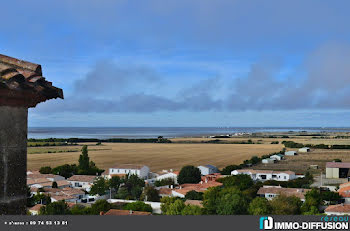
[103,209,151,216]
[0,54,63,107]
[67,175,97,183]
[325,204,350,213]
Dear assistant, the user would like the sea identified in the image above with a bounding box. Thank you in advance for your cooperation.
[27,127,350,139]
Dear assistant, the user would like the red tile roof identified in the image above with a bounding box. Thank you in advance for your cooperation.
[184,200,203,208]
[158,188,172,196]
[103,209,151,216]
[338,186,350,198]
[173,181,222,196]
[29,204,44,212]
[0,54,63,107]
[325,204,350,213]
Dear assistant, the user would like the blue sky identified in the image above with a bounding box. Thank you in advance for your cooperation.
[2,0,350,127]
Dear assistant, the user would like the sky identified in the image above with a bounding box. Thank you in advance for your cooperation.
[1,0,350,127]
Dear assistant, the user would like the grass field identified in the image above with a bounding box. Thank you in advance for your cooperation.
[27,143,283,171]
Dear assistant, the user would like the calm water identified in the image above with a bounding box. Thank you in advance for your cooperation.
[28,127,350,139]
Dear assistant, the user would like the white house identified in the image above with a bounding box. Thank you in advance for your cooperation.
[270,154,284,161]
[155,170,179,184]
[257,185,310,202]
[231,169,297,181]
[197,165,219,175]
[299,147,310,153]
[285,151,297,156]
[67,175,97,192]
[108,164,150,179]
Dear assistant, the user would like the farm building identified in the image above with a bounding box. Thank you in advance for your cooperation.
[299,147,310,153]
[270,154,284,161]
[285,151,297,156]
[326,162,350,179]
[197,165,219,175]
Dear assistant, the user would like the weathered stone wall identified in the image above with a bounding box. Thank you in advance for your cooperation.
[0,106,28,214]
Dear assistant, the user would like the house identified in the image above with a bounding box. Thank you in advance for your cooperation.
[108,164,150,179]
[43,188,86,203]
[270,154,284,161]
[231,169,297,181]
[299,147,310,153]
[155,170,179,184]
[326,162,350,179]
[67,175,98,192]
[27,171,65,182]
[257,186,310,202]
[28,204,44,215]
[0,54,63,215]
[325,204,350,215]
[197,165,219,175]
[158,188,173,197]
[338,185,350,203]
[171,180,222,198]
[102,209,151,216]
[262,158,275,164]
[285,151,297,156]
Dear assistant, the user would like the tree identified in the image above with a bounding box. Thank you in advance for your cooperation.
[301,189,322,214]
[216,189,249,215]
[39,201,71,215]
[140,186,160,202]
[122,174,145,200]
[221,165,241,175]
[51,164,78,178]
[90,177,108,196]
[166,199,185,215]
[181,205,202,215]
[270,195,302,215]
[178,165,201,184]
[90,200,111,215]
[155,178,175,187]
[202,186,221,214]
[321,191,341,203]
[115,187,129,199]
[52,181,58,188]
[185,190,203,200]
[160,197,178,214]
[217,174,253,191]
[78,145,90,173]
[123,201,152,213]
[39,166,52,174]
[108,176,121,192]
[33,193,51,205]
[70,205,90,215]
[248,197,272,215]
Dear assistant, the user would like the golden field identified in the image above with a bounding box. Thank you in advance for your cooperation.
[27,142,283,171]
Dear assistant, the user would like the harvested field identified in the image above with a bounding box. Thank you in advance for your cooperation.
[27,143,283,172]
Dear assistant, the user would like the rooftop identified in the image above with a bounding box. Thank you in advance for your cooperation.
[67,175,97,183]
[110,164,147,170]
[325,204,350,213]
[184,200,203,208]
[0,54,63,107]
[103,209,151,216]
[326,162,350,168]
[173,181,222,195]
[28,204,44,212]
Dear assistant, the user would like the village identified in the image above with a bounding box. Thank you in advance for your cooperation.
[26,144,350,216]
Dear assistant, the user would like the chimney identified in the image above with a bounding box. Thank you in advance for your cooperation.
[200,181,203,184]
[129,210,133,214]
[205,178,208,183]
[170,185,173,189]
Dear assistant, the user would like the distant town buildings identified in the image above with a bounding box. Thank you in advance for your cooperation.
[108,164,150,179]
[298,147,311,153]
